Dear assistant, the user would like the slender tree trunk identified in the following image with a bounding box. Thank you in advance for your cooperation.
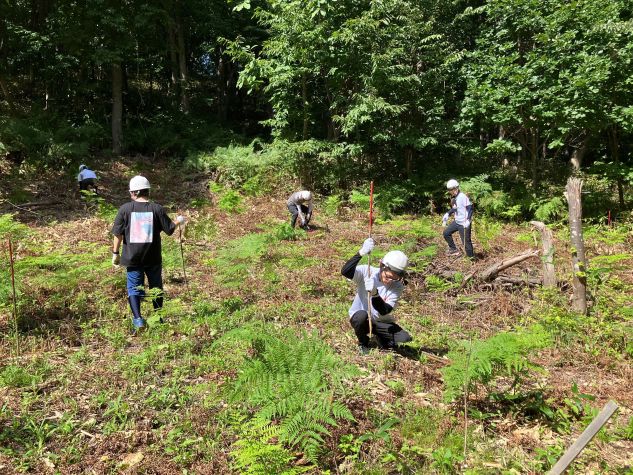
[302,74,309,140]
[0,73,15,113]
[176,16,189,113]
[530,221,556,288]
[608,126,625,208]
[167,21,178,96]
[565,178,587,314]
[530,128,538,187]
[570,134,588,172]
[111,62,123,155]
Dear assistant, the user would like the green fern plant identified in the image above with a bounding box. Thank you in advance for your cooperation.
[230,416,310,475]
[441,326,551,402]
[220,324,358,463]
[532,196,566,223]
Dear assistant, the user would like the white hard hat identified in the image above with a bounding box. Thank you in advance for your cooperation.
[300,190,312,200]
[79,164,87,172]
[129,175,151,192]
[381,250,409,274]
[446,179,459,190]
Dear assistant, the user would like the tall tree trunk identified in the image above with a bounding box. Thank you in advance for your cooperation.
[175,16,189,113]
[111,62,123,155]
[608,126,625,208]
[0,73,15,113]
[167,21,178,96]
[302,74,309,140]
[565,178,587,314]
[217,52,228,123]
[570,134,588,172]
[530,128,538,187]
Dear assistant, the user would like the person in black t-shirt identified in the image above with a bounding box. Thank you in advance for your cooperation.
[111,175,186,332]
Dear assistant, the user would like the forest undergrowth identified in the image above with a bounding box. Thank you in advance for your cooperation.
[1,157,632,474]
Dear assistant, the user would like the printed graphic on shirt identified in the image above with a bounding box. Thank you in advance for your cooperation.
[130,212,153,243]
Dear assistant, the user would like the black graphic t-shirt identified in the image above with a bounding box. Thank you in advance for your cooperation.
[111,201,176,267]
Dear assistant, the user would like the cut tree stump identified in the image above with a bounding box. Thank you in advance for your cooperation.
[530,221,556,288]
[565,177,587,314]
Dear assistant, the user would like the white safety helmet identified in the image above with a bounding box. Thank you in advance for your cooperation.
[300,190,312,201]
[79,164,87,172]
[446,179,459,190]
[129,175,151,192]
[381,250,409,275]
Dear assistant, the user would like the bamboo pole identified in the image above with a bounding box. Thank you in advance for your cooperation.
[548,400,618,475]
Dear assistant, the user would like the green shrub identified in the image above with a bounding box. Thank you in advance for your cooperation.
[441,326,551,402]
[323,195,342,216]
[219,324,358,462]
[532,196,566,223]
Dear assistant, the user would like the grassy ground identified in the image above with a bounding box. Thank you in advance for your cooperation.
[1,157,632,474]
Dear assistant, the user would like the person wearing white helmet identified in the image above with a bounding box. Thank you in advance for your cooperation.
[111,175,187,333]
[442,179,474,258]
[77,164,98,192]
[287,190,314,230]
[341,238,412,355]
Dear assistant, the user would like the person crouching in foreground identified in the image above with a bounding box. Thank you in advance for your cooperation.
[341,238,412,355]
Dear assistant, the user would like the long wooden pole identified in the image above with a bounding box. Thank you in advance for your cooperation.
[8,238,20,356]
[548,400,618,475]
[367,181,374,338]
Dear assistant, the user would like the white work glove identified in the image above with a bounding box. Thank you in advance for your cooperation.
[112,253,120,266]
[364,276,377,295]
[176,215,187,225]
[358,238,375,256]
[463,220,471,229]
[442,213,449,227]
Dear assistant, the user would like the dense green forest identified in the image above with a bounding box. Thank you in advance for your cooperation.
[1,0,633,474]
[2,0,633,202]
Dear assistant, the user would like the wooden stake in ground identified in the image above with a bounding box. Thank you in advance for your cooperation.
[565,177,587,314]
[367,181,374,338]
[548,400,618,475]
[8,238,20,356]
[530,221,556,288]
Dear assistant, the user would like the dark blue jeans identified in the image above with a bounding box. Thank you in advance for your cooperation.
[126,264,163,328]
[443,221,474,257]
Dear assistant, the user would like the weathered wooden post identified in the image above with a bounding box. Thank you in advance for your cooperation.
[530,221,556,288]
[565,178,587,314]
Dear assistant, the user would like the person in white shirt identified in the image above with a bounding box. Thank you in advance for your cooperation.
[77,164,98,192]
[442,179,474,258]
[341,238,412,355]
[286,190,314,229]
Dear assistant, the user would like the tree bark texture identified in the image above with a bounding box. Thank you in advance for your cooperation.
[111,62,123,155]
[565,177,587,314]
[175,16,189,113]
[530,221,556,288]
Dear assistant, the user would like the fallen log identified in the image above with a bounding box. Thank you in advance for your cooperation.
[478,249,540,282]
[494,275,542,286]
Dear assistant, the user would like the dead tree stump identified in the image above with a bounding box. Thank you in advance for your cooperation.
[530,221,556,288]
[565,178,587,314]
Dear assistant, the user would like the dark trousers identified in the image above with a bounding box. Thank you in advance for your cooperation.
[79,178,97,191]
[287,203,310,228]
[350,310,412,348]
[443,221,474,257]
